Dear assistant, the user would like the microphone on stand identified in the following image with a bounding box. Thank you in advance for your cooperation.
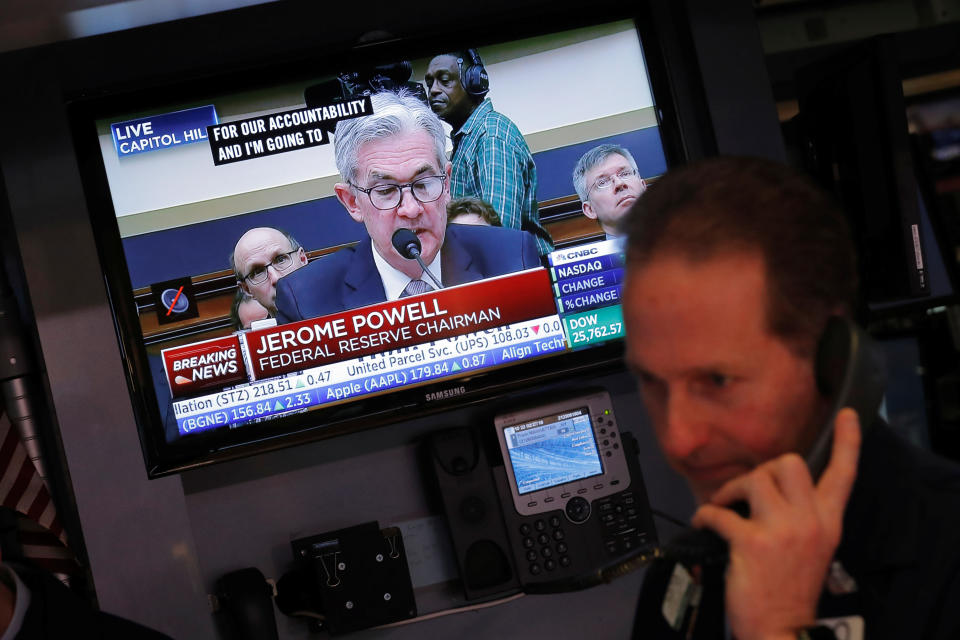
[391,229,442,289]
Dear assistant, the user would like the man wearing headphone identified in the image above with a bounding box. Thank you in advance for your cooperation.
[424,50,553,255]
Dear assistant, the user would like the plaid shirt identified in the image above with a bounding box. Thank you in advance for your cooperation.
[450,99,553,255]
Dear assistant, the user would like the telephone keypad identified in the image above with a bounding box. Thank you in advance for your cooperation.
[516,513,572,578]
[596,490,652,556]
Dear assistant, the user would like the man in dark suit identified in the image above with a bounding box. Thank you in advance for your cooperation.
[276,90,541,324]
[625,157,960,639]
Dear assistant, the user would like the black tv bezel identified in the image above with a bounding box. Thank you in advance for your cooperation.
[67,4,695,477]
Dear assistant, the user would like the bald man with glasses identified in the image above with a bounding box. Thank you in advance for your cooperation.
[231,227,309,316]
[274,90,541,324]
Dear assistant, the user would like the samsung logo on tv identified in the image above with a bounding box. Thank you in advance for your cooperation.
[425,386,467,402]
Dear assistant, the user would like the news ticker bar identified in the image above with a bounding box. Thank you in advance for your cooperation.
[162,269,557,398]
[564,304,624,348]
[165,244,632,435]
[173,315,566,436]
[548,238,626,342]
[245,268,557,380]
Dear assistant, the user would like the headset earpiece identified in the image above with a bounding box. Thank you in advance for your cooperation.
[457,48,489,99]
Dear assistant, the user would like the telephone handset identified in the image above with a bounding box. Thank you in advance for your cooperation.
[663,316,887,565]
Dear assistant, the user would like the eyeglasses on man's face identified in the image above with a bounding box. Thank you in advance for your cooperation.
[350,175,446,210]
[242,249,299,285]
[592,168,639,192]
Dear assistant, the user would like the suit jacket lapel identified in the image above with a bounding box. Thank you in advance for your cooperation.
[343,237,387,309]
[441,226,483,287]
[840,421,919,573]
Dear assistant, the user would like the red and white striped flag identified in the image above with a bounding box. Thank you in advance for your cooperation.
[0,409,77,576]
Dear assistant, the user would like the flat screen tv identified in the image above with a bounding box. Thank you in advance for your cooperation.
[69,11,688,475]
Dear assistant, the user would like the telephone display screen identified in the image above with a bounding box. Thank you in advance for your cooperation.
[503,407,603,494]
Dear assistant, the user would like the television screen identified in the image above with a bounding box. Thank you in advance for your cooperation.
[76,18,673,475]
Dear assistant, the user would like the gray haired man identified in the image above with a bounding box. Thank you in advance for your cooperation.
[572,144,646,238]
[274,90,541,323]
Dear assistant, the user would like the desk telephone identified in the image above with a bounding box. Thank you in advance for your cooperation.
[429,390,659,600]
[663,316,887,565]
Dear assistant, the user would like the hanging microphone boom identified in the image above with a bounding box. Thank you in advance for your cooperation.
[391,229,442,289]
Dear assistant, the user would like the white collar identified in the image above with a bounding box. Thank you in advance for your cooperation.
[371,242,443,300]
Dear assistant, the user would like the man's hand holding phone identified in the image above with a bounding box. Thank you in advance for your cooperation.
[690,408,862,640]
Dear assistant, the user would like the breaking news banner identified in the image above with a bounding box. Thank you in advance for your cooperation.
[160,269,556,400]
[243,269,557,380]
[171,315,567,436]
[161,335,248,396]
[111,105,219,157]
[207,96,373,165]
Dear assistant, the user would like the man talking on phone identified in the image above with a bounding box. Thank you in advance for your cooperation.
[623,157,960,639]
